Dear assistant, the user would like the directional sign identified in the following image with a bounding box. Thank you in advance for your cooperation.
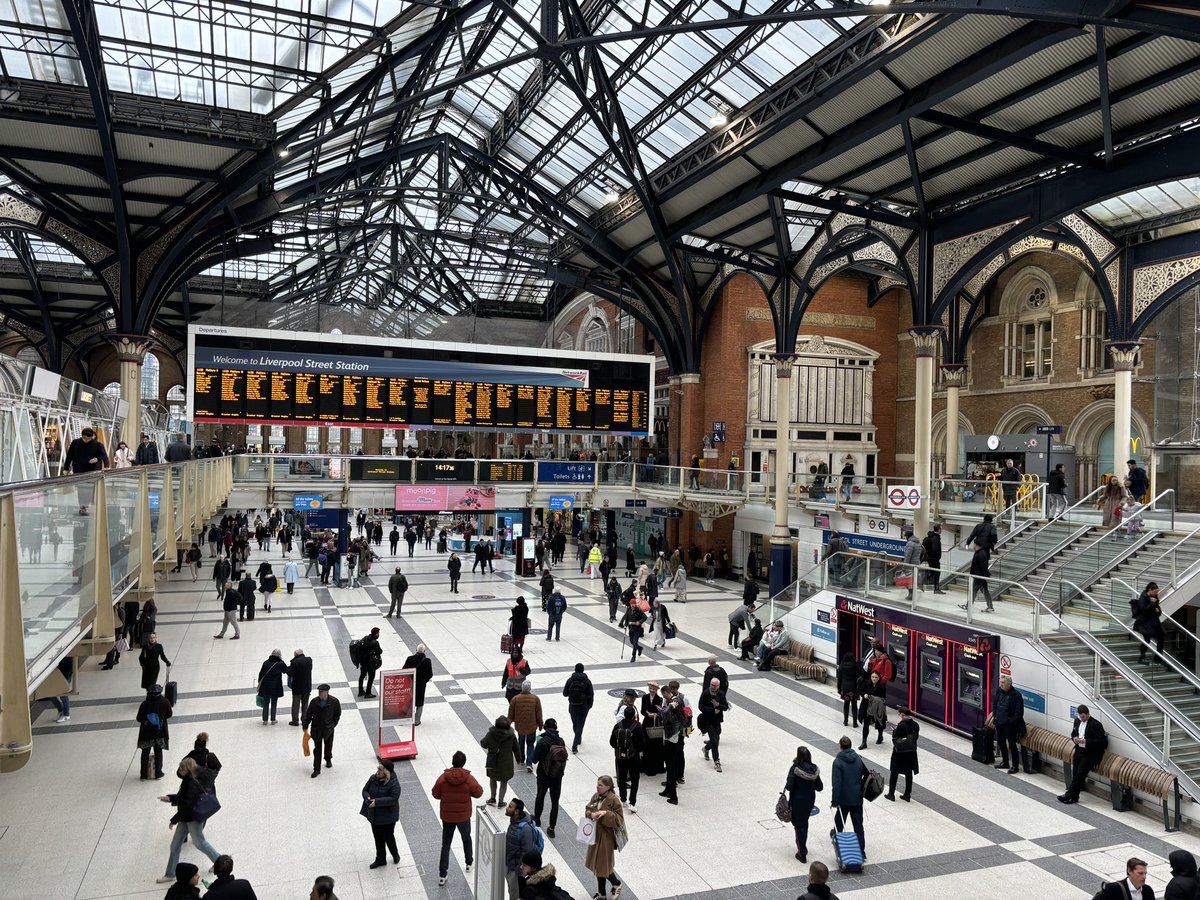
[885,485,923,511]
[625,498,648,508]
[1036,425,1063,435]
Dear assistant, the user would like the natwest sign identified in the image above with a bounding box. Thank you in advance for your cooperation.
[836,596,877,619]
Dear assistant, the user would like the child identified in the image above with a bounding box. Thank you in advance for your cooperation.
[1122,497,1143,539]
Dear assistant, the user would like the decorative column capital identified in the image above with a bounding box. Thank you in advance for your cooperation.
[910,327,941,358]
[1107,341,1141,372]
[940,364,966,388]
[772,353,796,377]
[107,333,153,365]
[677,373,701,385]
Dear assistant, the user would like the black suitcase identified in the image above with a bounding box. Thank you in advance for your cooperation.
[971,726,994,763]
[165,674,178,708]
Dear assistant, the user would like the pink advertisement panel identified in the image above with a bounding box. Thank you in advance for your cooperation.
[394,484,496,511]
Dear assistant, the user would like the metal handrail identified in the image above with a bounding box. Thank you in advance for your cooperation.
[1037,488,1177,596]
[1120,523,1200,590]
[1109,575,1200,660]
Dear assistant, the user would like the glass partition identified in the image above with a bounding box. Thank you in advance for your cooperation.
[105,473,140,594]
[147,467,167,554]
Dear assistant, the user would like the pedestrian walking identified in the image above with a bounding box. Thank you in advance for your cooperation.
[237,571,255,621]
[958,540,995,612]
[1048,463,1068,518]
[546,589,567,641]
[606,575,621,623]
[583,775,625,900]
[198,855,256,899]
[448,552,462,593]
[362,760,402,868]
[389,527,400,556]
[1165,850,1199,900]
[501,647,531,701]
[658,683,686,804]
[256,649,287,724]
[673,566,688,603]
[649,598,672,650]
[186,543,201,581]
[357,627,383,698]
[508,682,543,770]
[302,684,341,777]
[531,719,568,838]
[610,705,645,813]
[156,758,221,884]
[386,567,408,617]
[283,558,299,595]
[885,707,920,802]
[481,716,520,807]
[922,525,945,594]
[401,643,434,725]
[212,555,232,600]
[509,597,530,652]
[139,632,171,692]
[563,663,594,753]
[698,677,728,772]
[213,581,241,639]
[620,601,646,662]
[286,649,313,727]
[1133,583,1166,663]
[785,746,823,863]
[406,526,418,557]
[433,750,482,885]
[831,735,868,858]
[136,683,173,780]
[256,561,277,613]
[540,570,554,612]
[184,732,222,780]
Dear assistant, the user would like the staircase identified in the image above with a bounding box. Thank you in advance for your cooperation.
[1031,531,1158,612]
[1088,537,1200,618]
[1041,630,1200,785]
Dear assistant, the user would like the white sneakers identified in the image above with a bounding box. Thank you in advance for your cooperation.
[465,863,472,873]
[628,803,637,814]
[55,714,70,723]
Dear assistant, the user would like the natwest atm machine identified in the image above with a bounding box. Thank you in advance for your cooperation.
[834,595,1001,736]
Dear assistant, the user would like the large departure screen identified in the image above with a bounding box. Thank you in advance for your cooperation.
[188,325,654,435]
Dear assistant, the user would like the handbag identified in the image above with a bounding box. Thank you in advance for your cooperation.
[863,767,885,802]
[575,815,597,846]
[775,791,790,822]
[894,574,913,589]
[115,636,130,653]
[303,731,312,758]
[192,785,221,823]
[614,820,629,852]
[255,694,265,708]
[644,725,665,740]
[892,733,918,753]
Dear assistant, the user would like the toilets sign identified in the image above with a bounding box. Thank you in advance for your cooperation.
[886,485,923,511]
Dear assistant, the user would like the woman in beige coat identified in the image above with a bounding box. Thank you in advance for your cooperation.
[584,774,625,900]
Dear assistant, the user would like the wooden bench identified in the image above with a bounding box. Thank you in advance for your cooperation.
[773,640,830,684]
[1018,724,1181,831]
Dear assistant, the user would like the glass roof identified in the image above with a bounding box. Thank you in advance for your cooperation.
[1086,179,1200,232]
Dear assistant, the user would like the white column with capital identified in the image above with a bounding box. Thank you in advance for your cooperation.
[1110,343,1140,475]
[769,354,795,597]
[911,330,939,537]
[112,336,150,448]
[942,365,965,478]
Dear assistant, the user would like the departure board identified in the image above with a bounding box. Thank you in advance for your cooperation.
[189,325,655,435]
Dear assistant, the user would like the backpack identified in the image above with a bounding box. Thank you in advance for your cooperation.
[318,551,328,566]
[349,639,362,666]
[145,712,163,732]
[518,819,546,853]
[615,725,635,760]
[567,676,589,707]
[544,742,569,779]
[551,594,566,615]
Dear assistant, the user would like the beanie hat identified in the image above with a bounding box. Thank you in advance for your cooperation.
[175,862,199,884]
[544,718,558,730]
[522,850,543,869]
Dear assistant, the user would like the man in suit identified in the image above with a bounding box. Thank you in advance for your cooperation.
[1091,856,1154,899]
[1059,704,1108,804]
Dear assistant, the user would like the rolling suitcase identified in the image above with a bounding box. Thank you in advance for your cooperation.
[500,632,512,653]
[165,669,178,708]
[830,827,864,874]
[972,726,995,764]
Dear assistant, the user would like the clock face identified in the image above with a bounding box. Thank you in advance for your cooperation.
[987,435,1000,451]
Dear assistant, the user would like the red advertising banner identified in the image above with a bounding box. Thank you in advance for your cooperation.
[394,484,496,512]
[377,668,418,760]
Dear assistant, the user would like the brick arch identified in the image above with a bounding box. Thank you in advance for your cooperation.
[696,268,775,358]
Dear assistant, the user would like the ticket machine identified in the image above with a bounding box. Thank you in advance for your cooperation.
[834,595,1000,735]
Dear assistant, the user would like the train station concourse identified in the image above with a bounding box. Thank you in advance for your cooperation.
[9,2,1200,899]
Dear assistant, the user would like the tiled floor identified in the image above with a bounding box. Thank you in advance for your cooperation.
[4,528,1200,900]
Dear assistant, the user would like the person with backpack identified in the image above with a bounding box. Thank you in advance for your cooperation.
[609,705,645,813]
[546,590,567,641]
[433,750,483,885]
[562,663,594,753]
[156,757,222,884]
[481,715,521,807]
[357,627,383,698]
[501,647,531,702]
[508,682,544,770]
[606,575,621,623]
[386,567,408,618]
[583,775,625,900]
[531,719,568,838]
[136,683,173,780]
[318,546,331,585]
[504,798,541,900]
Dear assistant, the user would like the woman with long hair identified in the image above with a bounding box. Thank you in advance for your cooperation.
[785,746,823,863]
[583,775,625,900]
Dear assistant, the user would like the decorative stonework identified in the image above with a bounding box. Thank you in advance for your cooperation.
[700,263,736,308]
[941,365,966,388]
[910,328,941,358]
[773,353,796,376]
[873,221,913,251]
[1062,213,1117,263]
[0,191,41,227]
[965,252,1006,298]
[108,334,153,364]
[138,220,189,294]
[800,311,876,330]
[1008,235,1055,257]
[1057,241,1090,268]
[1132,256,1200,320]
[101,263,121,299]
[1107,342,1141,372]
[851,241,898,267]
[932,220,1022,300]
[1104,259,1121,311]
[745,307,774,322]
[795,232,829,283]
[811,259,843,286]
[829,213,866,234]
[44,218,108,263]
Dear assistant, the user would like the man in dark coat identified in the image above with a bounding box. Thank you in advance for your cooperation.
[922,524,945,594]
[302,684,342,777]
[561,663,594,753]
[201,854,258,899]
[964,514,998,555]
[164,434,191,462]
[402,644,434,725]
[958,541,994,612]
[237,571,255,621]
[798,861,840,900]
[358,627,383,698]
[135,433,160,465]
[1133,583,1165,663]
[1165,849,1199,900]
[998,458,1022,507]
[991,675,1026,774]
[1059,705,1108,804]
[1092,857,1154,899]
[287,649,313,727]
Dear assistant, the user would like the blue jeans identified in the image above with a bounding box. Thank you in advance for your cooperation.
[50,696,70,716]
[547,615,561,640]
[520,732,537,765]
[164,821,220,877]
[438,820,472,877]
[261,696,278,722]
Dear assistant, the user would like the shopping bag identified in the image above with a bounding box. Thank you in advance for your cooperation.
[894,574,913,589]
[614,821,629,852]
[775,791,790,822]
[575,816,597,846]
[303,730,312,758]
[255,694,265,708]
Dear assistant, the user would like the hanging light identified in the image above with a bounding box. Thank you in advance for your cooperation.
[604,186,621,205]
[709,112,728,128]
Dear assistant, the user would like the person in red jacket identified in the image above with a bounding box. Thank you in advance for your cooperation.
[864,638,894,684]
[432,750,484,886]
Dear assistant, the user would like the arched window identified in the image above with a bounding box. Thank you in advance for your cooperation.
[102,381,121,398]
[582,316,611,354]
[166,385,186,428]
[999,266,1057,382]
[15,346,41,367]
[140,353,160,400]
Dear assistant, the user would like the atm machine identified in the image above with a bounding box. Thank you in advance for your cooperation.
[834,596,1000,736]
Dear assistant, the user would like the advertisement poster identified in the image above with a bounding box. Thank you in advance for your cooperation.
[377,668,418,760]
[395,484,496,512]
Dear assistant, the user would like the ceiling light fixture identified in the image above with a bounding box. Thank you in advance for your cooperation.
[604,187,621,204]
[278,148,289,158]
[710,112,728,128]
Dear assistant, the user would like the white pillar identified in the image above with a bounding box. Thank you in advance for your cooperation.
[1110,344,1140,476]
[769,354,795,597]
[112,336,150,448]
[912,330,939,537]
[943,365,965,478]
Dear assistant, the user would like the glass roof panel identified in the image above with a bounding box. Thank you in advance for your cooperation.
[1086,179,1200,229]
